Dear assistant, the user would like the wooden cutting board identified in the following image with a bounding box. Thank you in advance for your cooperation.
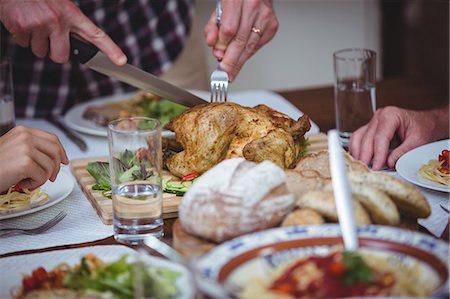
[71,133,328,226]
[71,157,182,225]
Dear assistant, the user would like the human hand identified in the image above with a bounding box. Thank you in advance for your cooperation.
[0,126,69,194]
[204,0,278,82]
[0,0,127,65]
[349,106,449,170]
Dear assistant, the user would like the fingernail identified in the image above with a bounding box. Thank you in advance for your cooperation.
[117,55,127,65]
[213,49,224,60]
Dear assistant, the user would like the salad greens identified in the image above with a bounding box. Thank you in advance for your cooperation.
[87,149,195,198]
[64,255,180,299]
[138,98,187,126]
[87,161,111,198]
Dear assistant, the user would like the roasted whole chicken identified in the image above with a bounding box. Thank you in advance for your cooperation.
[164,102,311,177]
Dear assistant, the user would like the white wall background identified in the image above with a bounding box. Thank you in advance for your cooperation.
[195,0,381,92]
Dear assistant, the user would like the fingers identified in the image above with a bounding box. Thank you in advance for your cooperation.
[215,0,279,81]
[30,25,49,58]
[49,27,70,63]
[29,127,69,167]
[16,162,48,191]
[231,23,266,79]
[2,126,68,188]
[387,139,417,169]
[219,1,257,79]
[71,10,127,66]
[217,1,243,47]
[204,12,219,48]
[371,121,398,170]
[11,32,31,48]
[349,124,367,160]
[356,117,378,166]
[349,107,407,170]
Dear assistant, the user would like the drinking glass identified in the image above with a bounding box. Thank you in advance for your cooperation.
[108,117,163,244]
[0,58,15,136]
[333,48,377,148]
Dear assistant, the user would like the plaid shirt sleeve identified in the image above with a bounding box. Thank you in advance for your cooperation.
[0,0,194,118]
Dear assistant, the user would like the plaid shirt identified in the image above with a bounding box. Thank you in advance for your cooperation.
[0,0,193,118]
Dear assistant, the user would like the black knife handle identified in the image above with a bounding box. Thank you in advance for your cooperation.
[69,35,99,64]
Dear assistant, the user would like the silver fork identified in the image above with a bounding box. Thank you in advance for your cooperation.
[0,211,67,238]
[210,0,229,103]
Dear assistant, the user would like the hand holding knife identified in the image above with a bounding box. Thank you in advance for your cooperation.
[69,36,207,108]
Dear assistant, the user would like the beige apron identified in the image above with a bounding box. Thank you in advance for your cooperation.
[160,19,209,91]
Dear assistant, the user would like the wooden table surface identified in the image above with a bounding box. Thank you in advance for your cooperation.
[3,77,447,258]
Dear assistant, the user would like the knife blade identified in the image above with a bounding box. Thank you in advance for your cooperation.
[69,36,207,107]
[49,116,87,152]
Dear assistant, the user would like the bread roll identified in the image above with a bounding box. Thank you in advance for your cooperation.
[179,158,294,243]
[321,181,400,225]
[295,150,368,179]
[295,190,371,225]
[348,171,431,218]
[285,169,329,197]
[281,208,325,227]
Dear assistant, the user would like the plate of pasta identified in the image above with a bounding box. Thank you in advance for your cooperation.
[396,139,450,193]
[0,169,74,220]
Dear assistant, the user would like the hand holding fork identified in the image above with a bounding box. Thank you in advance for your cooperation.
[210,0,229,103]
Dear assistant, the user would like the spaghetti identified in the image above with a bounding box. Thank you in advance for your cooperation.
[419,149,450,187]
[0,186,49,211]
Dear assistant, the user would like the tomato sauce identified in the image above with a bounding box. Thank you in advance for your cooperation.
[269,252,394,298]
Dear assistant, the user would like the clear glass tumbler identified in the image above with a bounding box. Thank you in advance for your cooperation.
[0,58,15,136]
[333,48,377,148]
[108,117,163,244]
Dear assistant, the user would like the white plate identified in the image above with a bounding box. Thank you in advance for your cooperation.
[0,169,74,220]
[195,224,449,298]
[396,139,450,193]
[63,90,320,137]
[0,245,195,299]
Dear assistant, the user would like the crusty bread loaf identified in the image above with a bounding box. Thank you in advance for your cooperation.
[179,158,294,243]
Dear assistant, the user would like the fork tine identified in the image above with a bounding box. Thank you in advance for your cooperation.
[219,84,224,102]
[28,211,67,234]
[222,83,228,102]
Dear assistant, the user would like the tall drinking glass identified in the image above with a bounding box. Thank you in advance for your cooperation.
[333,48,377,148]
[0,58,15,136]
[108,117,163,244]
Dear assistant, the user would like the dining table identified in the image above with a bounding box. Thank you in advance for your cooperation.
[1,77,448,296]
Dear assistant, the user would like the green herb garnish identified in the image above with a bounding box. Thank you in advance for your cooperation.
[341,251,373,285]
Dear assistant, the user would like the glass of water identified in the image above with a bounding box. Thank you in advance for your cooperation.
[0,58,15,136]
[333,48,377,148]
[108,117,163,244]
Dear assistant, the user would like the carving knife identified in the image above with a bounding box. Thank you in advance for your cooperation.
[69,36,207,107]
